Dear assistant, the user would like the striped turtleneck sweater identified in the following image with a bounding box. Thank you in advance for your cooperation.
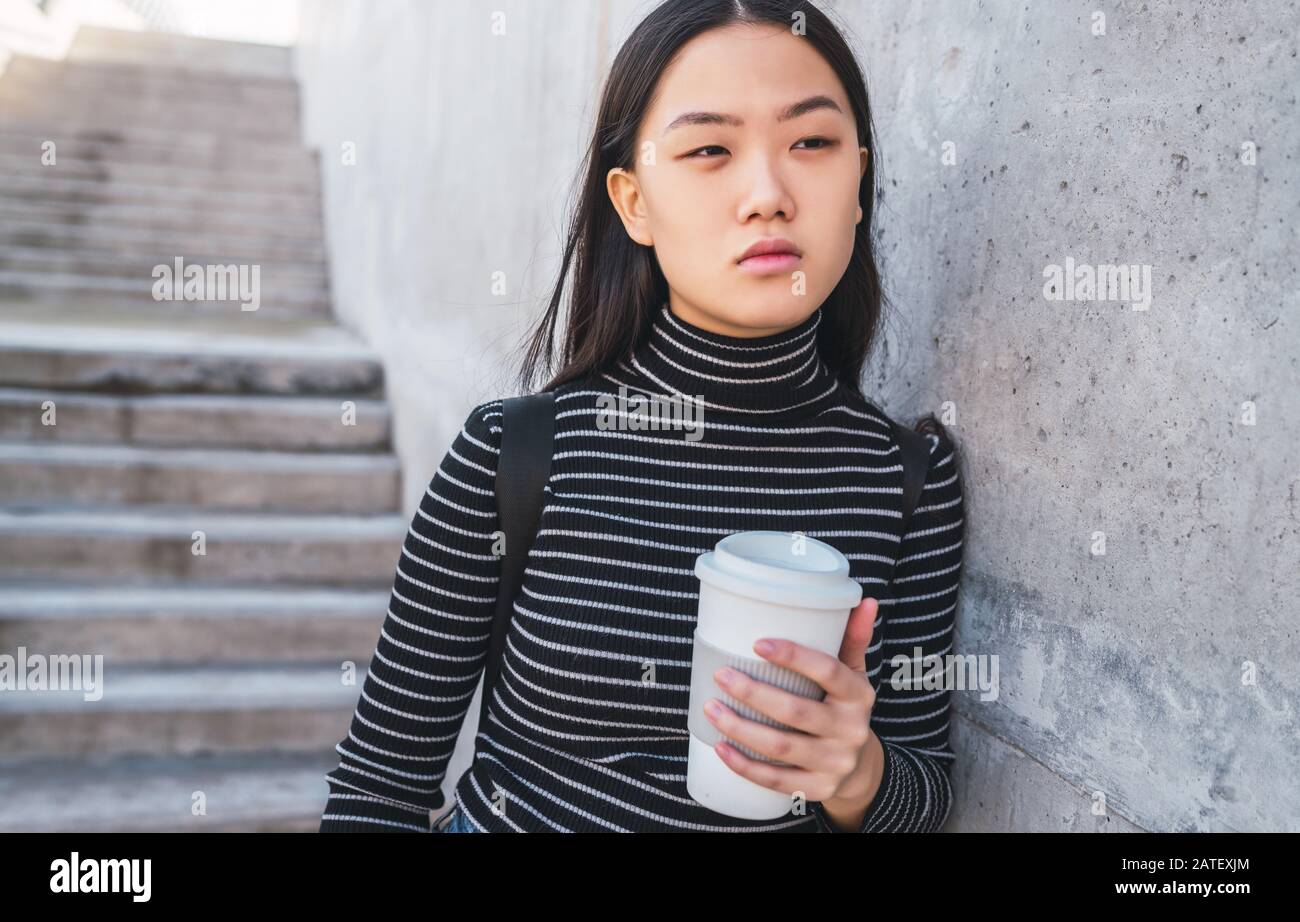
[319,302,966,833]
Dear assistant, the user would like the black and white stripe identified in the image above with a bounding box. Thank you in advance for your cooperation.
[320,303,965,832]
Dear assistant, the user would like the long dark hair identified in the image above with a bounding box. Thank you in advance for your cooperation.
[515,0,957,465]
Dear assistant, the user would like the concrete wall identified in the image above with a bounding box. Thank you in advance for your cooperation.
[294,0,612,517]
[293,0,1300,832]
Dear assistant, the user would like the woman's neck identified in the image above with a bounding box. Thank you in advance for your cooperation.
[666,298,811,339]
[612,301,841,419]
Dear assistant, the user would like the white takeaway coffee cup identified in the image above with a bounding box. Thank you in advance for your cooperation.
[686,530,863,820]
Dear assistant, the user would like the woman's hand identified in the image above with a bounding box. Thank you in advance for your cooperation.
[702,596,885,828]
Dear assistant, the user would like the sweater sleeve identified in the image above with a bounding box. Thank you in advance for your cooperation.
[318,400,503,832]
[813,426,966,833]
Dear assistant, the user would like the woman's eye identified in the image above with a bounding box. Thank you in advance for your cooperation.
[686,138,836,159]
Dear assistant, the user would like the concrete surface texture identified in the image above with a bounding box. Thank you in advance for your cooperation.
[293,0,1300,831]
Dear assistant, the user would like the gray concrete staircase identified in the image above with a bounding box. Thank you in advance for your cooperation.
[0,28,401,831]
[0,27,329,318]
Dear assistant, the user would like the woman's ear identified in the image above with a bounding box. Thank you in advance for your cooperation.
[607,167,654,246]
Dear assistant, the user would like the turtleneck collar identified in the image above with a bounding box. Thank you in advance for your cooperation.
[612,301,841,418]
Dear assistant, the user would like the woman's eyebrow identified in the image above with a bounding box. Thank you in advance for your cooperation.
[662,94,843,134]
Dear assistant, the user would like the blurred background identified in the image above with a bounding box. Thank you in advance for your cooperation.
[0,0,1295,832]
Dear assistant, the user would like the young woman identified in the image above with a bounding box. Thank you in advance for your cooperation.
[320,0,965,833]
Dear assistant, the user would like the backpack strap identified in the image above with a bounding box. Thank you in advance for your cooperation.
[475,391,556,742]
[891,419,931,539]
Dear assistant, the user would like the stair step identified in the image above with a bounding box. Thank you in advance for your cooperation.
[0,266,324,298]
[0,246,326,286]
[0,442,401,513]
[0,196,325,238]
[0,663,361,762]
[0,270,332,318]
[0,751,339,832]
[0,152,322,196]
[0,217,326,262]
[0,508,408,584]
[0,259,325,296]
[2,173,322,219]
[67,26,294,79]
[0,310,384,395]
[0,584,386,665]
[0,90,301,139]
[0,129,317,174]
[0,388,391,451]
[1,55,301,106]
[0,114,310,160]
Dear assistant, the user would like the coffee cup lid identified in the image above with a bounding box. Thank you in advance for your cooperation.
[694,530,864,609]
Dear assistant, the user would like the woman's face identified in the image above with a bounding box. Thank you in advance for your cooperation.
[607,21,867,338]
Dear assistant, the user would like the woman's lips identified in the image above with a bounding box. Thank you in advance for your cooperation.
[737,252,802,274]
